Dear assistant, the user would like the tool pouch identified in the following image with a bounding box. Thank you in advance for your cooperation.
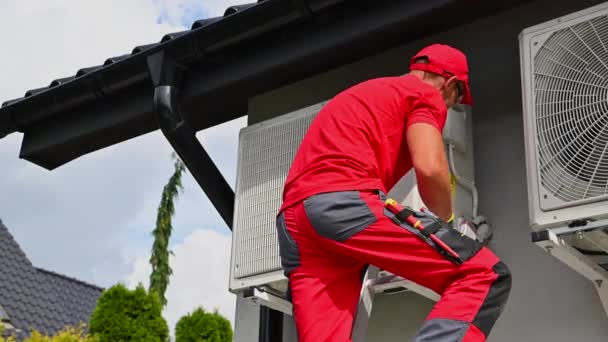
[383,206,483,266]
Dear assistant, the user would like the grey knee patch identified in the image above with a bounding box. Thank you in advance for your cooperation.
[413,318,469,342]
[276,213,300,276]
[472,262,512,336]
[303,191,377,242]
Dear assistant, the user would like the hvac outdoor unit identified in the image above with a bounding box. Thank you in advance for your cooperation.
[520,1,608,315]
[228,101,327,307]
[228,99,477,314]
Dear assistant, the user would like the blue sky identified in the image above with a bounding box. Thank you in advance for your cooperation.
[0,0,246,331]
[156,2,209,26]
[152,0,237,28]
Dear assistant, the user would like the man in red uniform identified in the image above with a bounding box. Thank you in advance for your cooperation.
[276,44,511,342]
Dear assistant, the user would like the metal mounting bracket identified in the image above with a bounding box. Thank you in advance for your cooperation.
[532,220,608,317]
[243,287,293,316]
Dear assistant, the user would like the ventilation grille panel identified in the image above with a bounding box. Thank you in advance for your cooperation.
[233,105,322,279]
[534,15,608,207]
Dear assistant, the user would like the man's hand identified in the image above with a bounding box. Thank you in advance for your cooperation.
[472,216,493,244]
[455,216,493,245]
[407,123,453,221]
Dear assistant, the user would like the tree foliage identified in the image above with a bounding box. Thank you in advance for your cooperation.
[88,284,168,342]
[175,307,233,342]
[0,325,16,342]
[150,153,186,306]
[1,324,98,342]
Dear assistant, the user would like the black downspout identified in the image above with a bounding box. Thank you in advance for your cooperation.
[146,51,235,229]
[259,306,284,342]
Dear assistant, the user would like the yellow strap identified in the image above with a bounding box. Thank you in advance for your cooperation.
[447,213,455,223]
[414,220,421,228]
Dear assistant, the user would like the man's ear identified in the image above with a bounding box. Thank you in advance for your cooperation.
[447,76,458,86]
[438,76,451,91]
[444,76,459,92]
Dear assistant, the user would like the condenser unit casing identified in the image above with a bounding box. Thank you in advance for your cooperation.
[520,2,608,315]
[228,100,476,298]
[520,2,608,231]
[228,102,326,295]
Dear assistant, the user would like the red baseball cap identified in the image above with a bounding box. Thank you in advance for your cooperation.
[409,44,472,105]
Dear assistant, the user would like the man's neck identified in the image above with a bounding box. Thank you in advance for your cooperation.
[409,70,443,90]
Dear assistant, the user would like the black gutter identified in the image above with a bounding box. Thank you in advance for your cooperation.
[146,50,235,229]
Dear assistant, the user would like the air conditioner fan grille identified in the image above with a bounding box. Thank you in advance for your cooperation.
[534,15,608,203]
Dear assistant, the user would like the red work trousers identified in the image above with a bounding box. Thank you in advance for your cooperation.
[276,190,511,342]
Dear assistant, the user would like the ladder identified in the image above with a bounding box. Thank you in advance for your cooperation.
[243,267,441,341]
[351,266,440,342]
[531,218,608,317]
[349,219,490,341]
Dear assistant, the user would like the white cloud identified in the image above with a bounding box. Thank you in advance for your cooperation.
[0,0,185,287]
[0,0,182,101]
[0,0,247,294]
[126,228,236,333]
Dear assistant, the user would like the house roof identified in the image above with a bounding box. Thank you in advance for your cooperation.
[0,305,9,322]
[0,219,102,339]
[0,0,530,170]
[35,268,104,329]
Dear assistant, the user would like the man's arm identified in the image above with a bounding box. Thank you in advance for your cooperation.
[406,122,453,221]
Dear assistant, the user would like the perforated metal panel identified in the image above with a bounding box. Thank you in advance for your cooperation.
[232,102,326,281]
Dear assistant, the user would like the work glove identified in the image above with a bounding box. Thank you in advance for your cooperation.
[472,215,493,245]
[455,215,493,245]
[418,208,492,244]
[454,219,477,240]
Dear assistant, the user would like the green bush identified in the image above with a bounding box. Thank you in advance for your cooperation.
[0,325,16,342]
[175,307,232,342]
[1,324,97,342]
[89,283,168,342]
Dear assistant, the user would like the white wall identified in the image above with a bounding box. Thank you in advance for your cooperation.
[237,0,608,340]
[234,294,260,342]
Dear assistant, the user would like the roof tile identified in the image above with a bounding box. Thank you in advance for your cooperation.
[191,16,223,30]
[161,30,191,43]
[131,43,160,55]
[224,4,257,16]
[50,76,76,87]
[76,66,104,77]
[1,98,23,108]
[24,87,48,98]
[103,54,131,66]
[0,220,102,340]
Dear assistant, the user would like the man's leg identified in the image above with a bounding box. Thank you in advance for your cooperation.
[288,261,366,341]
[296,190,512,342]
[277,206,366,342]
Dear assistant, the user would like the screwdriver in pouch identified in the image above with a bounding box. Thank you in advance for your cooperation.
[385,199,461,260]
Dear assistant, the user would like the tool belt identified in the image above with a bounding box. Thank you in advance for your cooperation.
[384,198,483,265]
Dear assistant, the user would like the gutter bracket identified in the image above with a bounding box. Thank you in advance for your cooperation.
[146,50,235,229]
